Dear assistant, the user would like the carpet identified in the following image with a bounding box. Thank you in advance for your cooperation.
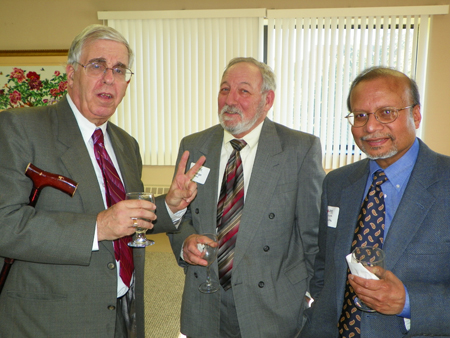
[144,251,185,338]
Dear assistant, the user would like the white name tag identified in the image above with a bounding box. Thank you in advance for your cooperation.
[190,163,210,185]
[327,206,339,228]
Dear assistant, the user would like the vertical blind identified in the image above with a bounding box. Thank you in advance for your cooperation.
[266,6,448,169]
[100,10,264,165]
[99,6,448,167]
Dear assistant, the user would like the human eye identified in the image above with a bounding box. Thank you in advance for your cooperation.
[219,86,230,93]
[353,112,368,120]
[113,67,126,75]
[380,108,394,116]
[90,62,104,70]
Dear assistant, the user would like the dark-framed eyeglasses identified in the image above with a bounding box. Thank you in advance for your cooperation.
[75,61,134,82]
[345,105,415,127]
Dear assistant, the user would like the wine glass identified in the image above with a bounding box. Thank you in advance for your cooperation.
[125,192,155,247]
[197,233,220,294]
[352,246,385,312]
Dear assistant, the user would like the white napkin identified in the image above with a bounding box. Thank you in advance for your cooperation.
[346,253,379,280]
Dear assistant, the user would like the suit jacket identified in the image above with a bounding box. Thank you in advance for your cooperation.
[0,97,176,338]
[168,118,325,338]
[300,139,450,338]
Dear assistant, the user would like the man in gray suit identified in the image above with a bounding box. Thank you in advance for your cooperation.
[168,57,325,338]
[0,25,204,337]
[300,67,450,337]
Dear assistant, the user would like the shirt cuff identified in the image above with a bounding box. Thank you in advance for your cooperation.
[398,284,411,318]
[92,223,99,251]
[165,201,186,229]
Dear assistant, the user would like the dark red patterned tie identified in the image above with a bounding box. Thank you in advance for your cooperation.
[92,128,134,287]
[338,170,388,337]
[217,139,247,291]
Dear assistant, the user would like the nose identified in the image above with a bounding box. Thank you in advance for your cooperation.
[364,113,383,133]
[224,88,238,106]
[102,68,115,84]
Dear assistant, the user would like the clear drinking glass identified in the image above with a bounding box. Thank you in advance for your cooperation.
[352,246,385,312]
[125,192,155,247]
[197,233,220,294]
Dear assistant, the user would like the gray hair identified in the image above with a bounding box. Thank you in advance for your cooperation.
[347,66,420,111]
[223,57,276,93]
[67,24,134,68]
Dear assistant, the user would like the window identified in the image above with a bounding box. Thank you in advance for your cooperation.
[99,6,448,168]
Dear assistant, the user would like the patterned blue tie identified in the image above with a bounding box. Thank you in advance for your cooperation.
[338,170,388,337]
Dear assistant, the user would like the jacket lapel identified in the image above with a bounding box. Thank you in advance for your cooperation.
[56,97,113,255]
[196,126,224,234]
[232,119,282,270]
[383,141,437,270]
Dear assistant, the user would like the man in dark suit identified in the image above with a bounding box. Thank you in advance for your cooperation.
[168,57,325,338]
[300,67,450,337]
[0,24,203,338]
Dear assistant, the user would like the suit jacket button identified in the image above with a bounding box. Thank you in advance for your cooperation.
[268,213,275,219]
[258,281,265,288]
[107,262,115,270]
[195,208,200,214]
[194,272,198,278]
[108,305,116,311]
[263,245,270,252]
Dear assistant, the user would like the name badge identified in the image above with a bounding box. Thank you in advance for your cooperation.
[327,206,339,228]
[190,163,210,184]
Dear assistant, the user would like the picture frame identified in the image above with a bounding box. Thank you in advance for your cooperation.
[0,50,68,110]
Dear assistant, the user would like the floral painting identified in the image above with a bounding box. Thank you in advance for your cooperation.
[0,66,67,110]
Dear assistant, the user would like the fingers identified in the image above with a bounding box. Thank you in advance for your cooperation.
[182,235,209,266]
[176,151,206,180]
[186,155,206,181]
[349,271,406,315]
[96,200,157,241]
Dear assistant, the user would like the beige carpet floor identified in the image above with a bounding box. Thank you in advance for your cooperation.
[144,250,185,338]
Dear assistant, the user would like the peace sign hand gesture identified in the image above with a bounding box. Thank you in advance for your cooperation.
[165,150,206,213]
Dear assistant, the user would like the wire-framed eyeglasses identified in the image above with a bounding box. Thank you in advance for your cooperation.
[75,61,134,82]
[345,105,414,127]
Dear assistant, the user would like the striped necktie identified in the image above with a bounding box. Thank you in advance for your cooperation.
[217,139,247,291]
[92,128,134,288]
[338,170,388,337]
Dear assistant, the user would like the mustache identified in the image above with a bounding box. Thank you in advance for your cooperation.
[360,133,395,141]
[220,105,243,117]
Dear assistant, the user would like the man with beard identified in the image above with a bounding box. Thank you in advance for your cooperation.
[299,67,450,337]
[168,57,325,338]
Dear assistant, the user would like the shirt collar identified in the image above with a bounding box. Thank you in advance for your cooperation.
[223,120,264,151]
[67,93,108,143]
[369,138,419,189]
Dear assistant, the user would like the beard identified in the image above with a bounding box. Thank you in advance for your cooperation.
[219,100,265,136]
[359,133,398,160]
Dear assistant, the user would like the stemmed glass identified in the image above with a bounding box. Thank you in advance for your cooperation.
[352,246,385,312]
[197,233,220,294]
[125,192,155,247]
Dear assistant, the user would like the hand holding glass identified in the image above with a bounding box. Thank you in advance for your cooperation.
[197,234,220,294]
[125,192,155,247]
[352,246,385,312]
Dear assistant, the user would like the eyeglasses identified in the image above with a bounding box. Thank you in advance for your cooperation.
[75,61,134,82]
[345,105,414,127]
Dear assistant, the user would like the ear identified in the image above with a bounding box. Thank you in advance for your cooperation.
[264,90,275,112]
[412,104,422,129]
[66,64,75,86]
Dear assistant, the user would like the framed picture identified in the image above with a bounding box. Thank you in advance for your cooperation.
[0,50,68,110]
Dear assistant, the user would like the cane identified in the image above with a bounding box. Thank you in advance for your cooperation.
[0,163,78,294]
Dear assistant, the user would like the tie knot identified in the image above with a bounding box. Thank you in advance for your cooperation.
[373,170,388,186]
[92,128,104,146]
[230,139,247,152]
